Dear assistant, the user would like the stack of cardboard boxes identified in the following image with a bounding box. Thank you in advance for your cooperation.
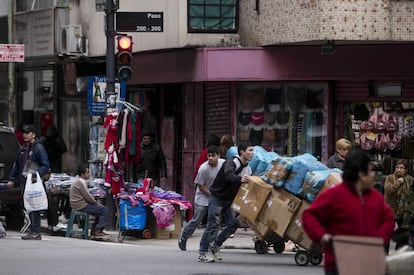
[232,171,342,250]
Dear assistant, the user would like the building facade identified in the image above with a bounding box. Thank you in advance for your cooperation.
[2,0,414,201]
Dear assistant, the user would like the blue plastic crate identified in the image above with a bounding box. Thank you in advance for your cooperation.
[119,199,147,231]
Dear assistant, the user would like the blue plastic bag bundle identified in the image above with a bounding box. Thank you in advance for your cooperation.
[226,146,271,174]
[119,199,147,231]
[226,146,238,159]
[262,156,294,187]
[301,169,342,203]
[248,146,269,173]
[283,154,328,195]
[253,150,280,176]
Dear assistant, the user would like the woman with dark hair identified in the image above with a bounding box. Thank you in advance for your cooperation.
[385,159,414,250]
[218,135,234,160]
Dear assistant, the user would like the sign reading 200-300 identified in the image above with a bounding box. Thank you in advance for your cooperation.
[136,25,162,32]
[116,12,164,33]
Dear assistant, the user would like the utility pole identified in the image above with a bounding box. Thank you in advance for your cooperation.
[105,0,117,98]
[8,0,15,126]
[104,0,118,231]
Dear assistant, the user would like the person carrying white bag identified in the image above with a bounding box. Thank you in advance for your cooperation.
[7,125,50,240]
[23,172,48,213]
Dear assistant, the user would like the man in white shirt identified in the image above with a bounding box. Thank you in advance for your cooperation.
[178,145,224,251]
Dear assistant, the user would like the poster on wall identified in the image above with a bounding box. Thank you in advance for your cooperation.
[87,76,126,116]
[61,101,81,175]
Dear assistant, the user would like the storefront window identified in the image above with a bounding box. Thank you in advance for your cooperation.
[342,102,414,174]
[237,83,328,160]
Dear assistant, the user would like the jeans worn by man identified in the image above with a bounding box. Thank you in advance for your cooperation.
[198,196,240,261]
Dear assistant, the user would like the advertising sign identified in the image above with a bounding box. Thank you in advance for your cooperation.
[0,44,25,62]
[87,76,126,116]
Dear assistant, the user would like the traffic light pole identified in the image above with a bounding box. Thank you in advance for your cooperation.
[105,1,116,98]
[104,0,117,231]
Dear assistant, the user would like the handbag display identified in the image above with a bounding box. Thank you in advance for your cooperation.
[23,172,48,213]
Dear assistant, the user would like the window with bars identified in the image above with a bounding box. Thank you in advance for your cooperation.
[188,0,238,33]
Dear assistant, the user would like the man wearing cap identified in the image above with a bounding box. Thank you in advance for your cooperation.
[134,132,167,186]
[7,125,50,240]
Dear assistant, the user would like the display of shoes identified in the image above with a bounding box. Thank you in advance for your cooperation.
[197,253,215,263]
[21,233,41,240]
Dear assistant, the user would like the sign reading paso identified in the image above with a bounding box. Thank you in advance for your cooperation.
[0,44,25,62]
[116,12,163,32]
[87,76,126,116]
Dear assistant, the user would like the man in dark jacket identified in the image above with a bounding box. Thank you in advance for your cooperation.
[197,142,253,263]
[7,125,50,240]
[302,149,394,275]
[134,132,167,186]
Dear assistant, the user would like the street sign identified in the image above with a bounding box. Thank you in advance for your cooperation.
[0,44,25,62]
[116,12,163,32]
[87,76,126,116]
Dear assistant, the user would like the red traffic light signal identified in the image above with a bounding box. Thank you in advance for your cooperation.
[116,35,133,81]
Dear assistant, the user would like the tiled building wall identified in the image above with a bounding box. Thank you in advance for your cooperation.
[239,0,414,46]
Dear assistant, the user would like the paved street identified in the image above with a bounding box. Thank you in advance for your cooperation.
[1,229,324,275]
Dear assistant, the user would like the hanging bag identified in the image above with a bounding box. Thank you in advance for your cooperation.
[23,172,48,213]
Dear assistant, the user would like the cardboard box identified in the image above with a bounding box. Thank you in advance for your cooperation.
[147,206,182,239]
[240,215,272,240]
[232,176,273,222]
[321,172,342,193]
[285,200,314,250]
[258,188,302,237]
[333,236,385,275]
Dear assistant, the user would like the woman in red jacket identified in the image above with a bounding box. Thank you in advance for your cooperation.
[302,150,395,275]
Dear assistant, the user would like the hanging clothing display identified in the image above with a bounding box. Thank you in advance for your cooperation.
[103,111,119,151]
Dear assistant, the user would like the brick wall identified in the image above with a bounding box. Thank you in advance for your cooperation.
[239,0,414,46]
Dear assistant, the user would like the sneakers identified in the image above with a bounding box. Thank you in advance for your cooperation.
[55,223,67,230]
[178,236,187,251]
[93,229,109,237]
[197,253,215,263]
[21,233,41,240]
[0,232,6,238]
[210,245,223,261]
[58,214,68,224]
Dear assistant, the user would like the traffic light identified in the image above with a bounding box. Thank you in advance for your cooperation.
[116,35,133,81]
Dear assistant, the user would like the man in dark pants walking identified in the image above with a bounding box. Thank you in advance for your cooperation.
[7,125,50,240]
[197,142,253,263]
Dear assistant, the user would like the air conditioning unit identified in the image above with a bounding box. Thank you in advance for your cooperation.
[61,25,83,54]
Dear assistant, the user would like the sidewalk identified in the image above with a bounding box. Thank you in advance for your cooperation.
[39,218,256,249]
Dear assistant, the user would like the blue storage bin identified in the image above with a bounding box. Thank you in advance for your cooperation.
[119,199,147,231]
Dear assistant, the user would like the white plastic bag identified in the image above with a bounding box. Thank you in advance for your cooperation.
[23,172,48,213]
